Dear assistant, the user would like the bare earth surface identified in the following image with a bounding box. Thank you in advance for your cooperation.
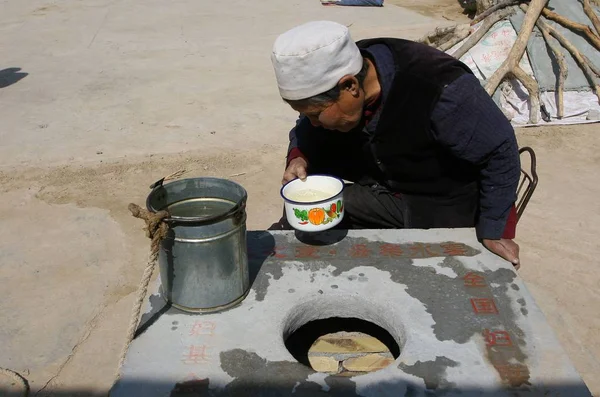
[0,0,598,395]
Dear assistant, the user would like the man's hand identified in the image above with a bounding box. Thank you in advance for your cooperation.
[482,238,520,270]
[282,157,308,184]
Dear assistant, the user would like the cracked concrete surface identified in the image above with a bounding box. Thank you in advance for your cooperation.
[113,230,590,396]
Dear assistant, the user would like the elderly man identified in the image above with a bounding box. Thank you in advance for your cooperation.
[270,21,521,268]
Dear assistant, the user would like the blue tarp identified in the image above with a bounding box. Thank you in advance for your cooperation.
[322,0,383,6]
[510,0,600,91]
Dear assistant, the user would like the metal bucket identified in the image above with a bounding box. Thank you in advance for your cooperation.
[146,177,249,313]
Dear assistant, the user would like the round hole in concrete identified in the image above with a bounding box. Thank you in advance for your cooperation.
[283,297,405,376]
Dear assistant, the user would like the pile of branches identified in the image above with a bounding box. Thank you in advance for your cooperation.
[419,0,600,123]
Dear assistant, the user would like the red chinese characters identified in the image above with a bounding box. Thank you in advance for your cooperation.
[350,244,372,258]
[271,245,288,259]
[483,329,513,347]
[463,272,486,287]
[470,298,499,314]
[409,243,436,258]
[181,345,211,365]
[295,246,320,259]
[189,321,216,337]
[379,243,404,257]
[441,242,468,256]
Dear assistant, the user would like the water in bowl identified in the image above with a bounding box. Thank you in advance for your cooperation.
[286,189,336,203]
[168,197,235,219]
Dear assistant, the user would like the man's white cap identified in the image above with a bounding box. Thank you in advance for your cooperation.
[271,21,363,101]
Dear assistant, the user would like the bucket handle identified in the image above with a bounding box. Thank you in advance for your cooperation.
[149,170,187,190]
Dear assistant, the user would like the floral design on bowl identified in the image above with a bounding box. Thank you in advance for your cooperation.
[281,175,345,232]
[293,200,344,226]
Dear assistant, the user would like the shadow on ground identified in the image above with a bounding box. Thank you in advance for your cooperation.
[0,380,592,397]
[0,68,28,88]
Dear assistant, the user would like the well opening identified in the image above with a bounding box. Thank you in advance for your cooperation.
[283,297,405,376]
[285,317,400,376]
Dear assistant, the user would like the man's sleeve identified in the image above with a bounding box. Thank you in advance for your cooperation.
[287,115,310,166]
[431,74,521,240]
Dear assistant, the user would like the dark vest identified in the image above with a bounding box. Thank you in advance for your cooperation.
[297,38,480,196]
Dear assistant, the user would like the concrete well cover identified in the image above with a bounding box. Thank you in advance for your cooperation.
[111,229,591,397]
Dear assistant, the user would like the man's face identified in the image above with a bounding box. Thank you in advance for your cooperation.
[290,77,364,132]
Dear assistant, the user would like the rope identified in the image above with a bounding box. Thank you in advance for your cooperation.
[0,367,29,396]
[163,169,187,181]
[116,204,170,373]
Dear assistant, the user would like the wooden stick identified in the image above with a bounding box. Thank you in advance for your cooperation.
[430,25,458,36]
[546,23,600,104]
[583,54,600,77]
[485,0,549,97]
[418,25,461,47]
[537,21,568,118]
[541,7,600,51]
[453,8,516,60]
[525,5,600,104]
[582,0,600,36]
[471,0,521,25]
[437,24,471,52]
[417,25,455,46]
[512,65,541,124]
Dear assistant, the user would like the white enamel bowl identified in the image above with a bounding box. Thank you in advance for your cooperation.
[280,175,345,232]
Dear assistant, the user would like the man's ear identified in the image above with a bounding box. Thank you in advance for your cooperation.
[338,75,360,97]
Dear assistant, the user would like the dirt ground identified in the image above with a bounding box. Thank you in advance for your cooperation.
[1,0,599,395]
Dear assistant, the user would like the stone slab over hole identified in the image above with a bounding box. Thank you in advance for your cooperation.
[286,318,400,376]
